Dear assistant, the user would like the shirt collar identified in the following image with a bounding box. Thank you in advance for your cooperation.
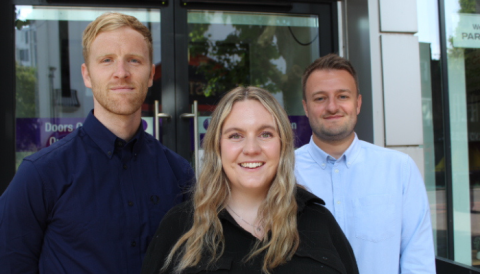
[307,133,361,169]
[82,110,145,159]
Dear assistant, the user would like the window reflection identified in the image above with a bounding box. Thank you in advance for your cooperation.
[187,11,319,148]
[443,0,480,267]
[14,6,161,168]
[416,0,449,259]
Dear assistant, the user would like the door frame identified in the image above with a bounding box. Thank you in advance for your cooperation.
[172,0,339,160]
[1,0,338,191]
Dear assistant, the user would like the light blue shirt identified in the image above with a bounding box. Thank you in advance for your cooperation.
[295,135,435,274]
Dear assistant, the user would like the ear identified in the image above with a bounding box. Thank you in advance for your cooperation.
[148,64,155,87]
[302,100,309,118]
[356,94,362,115]
[81,63,92,88]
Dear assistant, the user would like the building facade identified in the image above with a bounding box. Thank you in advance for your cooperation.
[0,0,479,272]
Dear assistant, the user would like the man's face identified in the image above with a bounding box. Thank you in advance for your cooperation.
[302,69,362,144]
[81,27,155,117]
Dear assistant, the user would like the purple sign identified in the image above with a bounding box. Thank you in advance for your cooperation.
[16,118,86,152]
[289,116,311,148]
[16,117,152,153]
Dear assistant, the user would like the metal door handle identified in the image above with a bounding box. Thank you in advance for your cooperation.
[154,100,171,141]
[180,100,199,178]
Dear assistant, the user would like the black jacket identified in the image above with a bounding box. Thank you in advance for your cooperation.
[142,187,358,274]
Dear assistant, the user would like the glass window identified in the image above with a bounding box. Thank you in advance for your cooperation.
[187,11,320,151]
[416,0,449,259]
[14,6,161,169]
[443,0,480,267]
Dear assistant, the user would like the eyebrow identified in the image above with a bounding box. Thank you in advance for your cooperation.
[95,53,146,60]
[222,124,277,135]
[311,89,353,96]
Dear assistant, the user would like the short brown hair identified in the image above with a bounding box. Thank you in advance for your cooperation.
[82,12,153,64]
[302,53,359,100]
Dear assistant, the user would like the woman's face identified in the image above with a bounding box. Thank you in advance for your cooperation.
[220,100,281,196]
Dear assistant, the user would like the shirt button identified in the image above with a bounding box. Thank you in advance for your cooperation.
[123,164,127,170]
[334,169,339,173]
[128,201,134,206]
[322,256,328,260]
[131,241,136,247]
[337,201,341,204]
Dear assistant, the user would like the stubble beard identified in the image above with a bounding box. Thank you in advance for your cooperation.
[310,116,357,143]
[93,83,148,116]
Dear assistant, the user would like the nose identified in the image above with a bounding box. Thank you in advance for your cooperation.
[113,60,130,79]
[242,136,261,155]
[326,97,339,113]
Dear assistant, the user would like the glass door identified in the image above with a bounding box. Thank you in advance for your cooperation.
[176,3,337,172]
[14,6,163,168]
[11,0,337,180]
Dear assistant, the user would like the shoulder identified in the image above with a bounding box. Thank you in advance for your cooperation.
[357,139,411,164]
[296,188,330,217]
[295,143,310,157]
[358,140,406,157]
[25,129,81,163]
[295,143,315,164]
[163,200,194,222]
[142,201,194,274]
[150,200,194,247]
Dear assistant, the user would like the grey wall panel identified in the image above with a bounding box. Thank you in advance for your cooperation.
[381,34,423,146]
[379,0,418,33]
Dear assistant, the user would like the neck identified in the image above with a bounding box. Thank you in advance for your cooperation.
[93,108,141,142]
[312,132,355,159]
[227,187,267,239]
[228,188,265,214]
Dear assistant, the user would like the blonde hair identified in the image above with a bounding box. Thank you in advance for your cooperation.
[82,12,153,64]
[163,86,299,274]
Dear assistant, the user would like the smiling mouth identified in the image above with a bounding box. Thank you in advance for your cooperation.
[324,115,343,119]
[240,162,265,169]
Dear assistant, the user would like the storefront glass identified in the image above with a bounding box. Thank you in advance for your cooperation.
[187,11,319,154]
[443,0,480,267]
[416,0,449,259]
[14,6,161,169]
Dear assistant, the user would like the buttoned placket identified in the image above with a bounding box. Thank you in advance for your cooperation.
[115,138,141,269]
[328,156,346,231]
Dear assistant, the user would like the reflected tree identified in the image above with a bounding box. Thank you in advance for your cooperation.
[188,14,317,114]
[16,62,37,118]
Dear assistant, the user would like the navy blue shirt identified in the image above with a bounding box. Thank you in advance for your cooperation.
[0,111,195,274]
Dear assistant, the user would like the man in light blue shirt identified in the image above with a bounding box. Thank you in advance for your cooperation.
[295,54,435,274]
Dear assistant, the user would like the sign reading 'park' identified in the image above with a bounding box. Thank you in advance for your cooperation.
[453,13,480,48]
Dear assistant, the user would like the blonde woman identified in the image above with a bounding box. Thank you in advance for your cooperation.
[142,86,358,274]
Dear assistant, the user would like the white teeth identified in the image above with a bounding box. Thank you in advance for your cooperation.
[240,162,264,168]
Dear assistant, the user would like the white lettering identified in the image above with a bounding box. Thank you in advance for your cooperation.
[49,136,58,145]
[76,122,83,128]
[291,122,297,129]
[45,122,74,132]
